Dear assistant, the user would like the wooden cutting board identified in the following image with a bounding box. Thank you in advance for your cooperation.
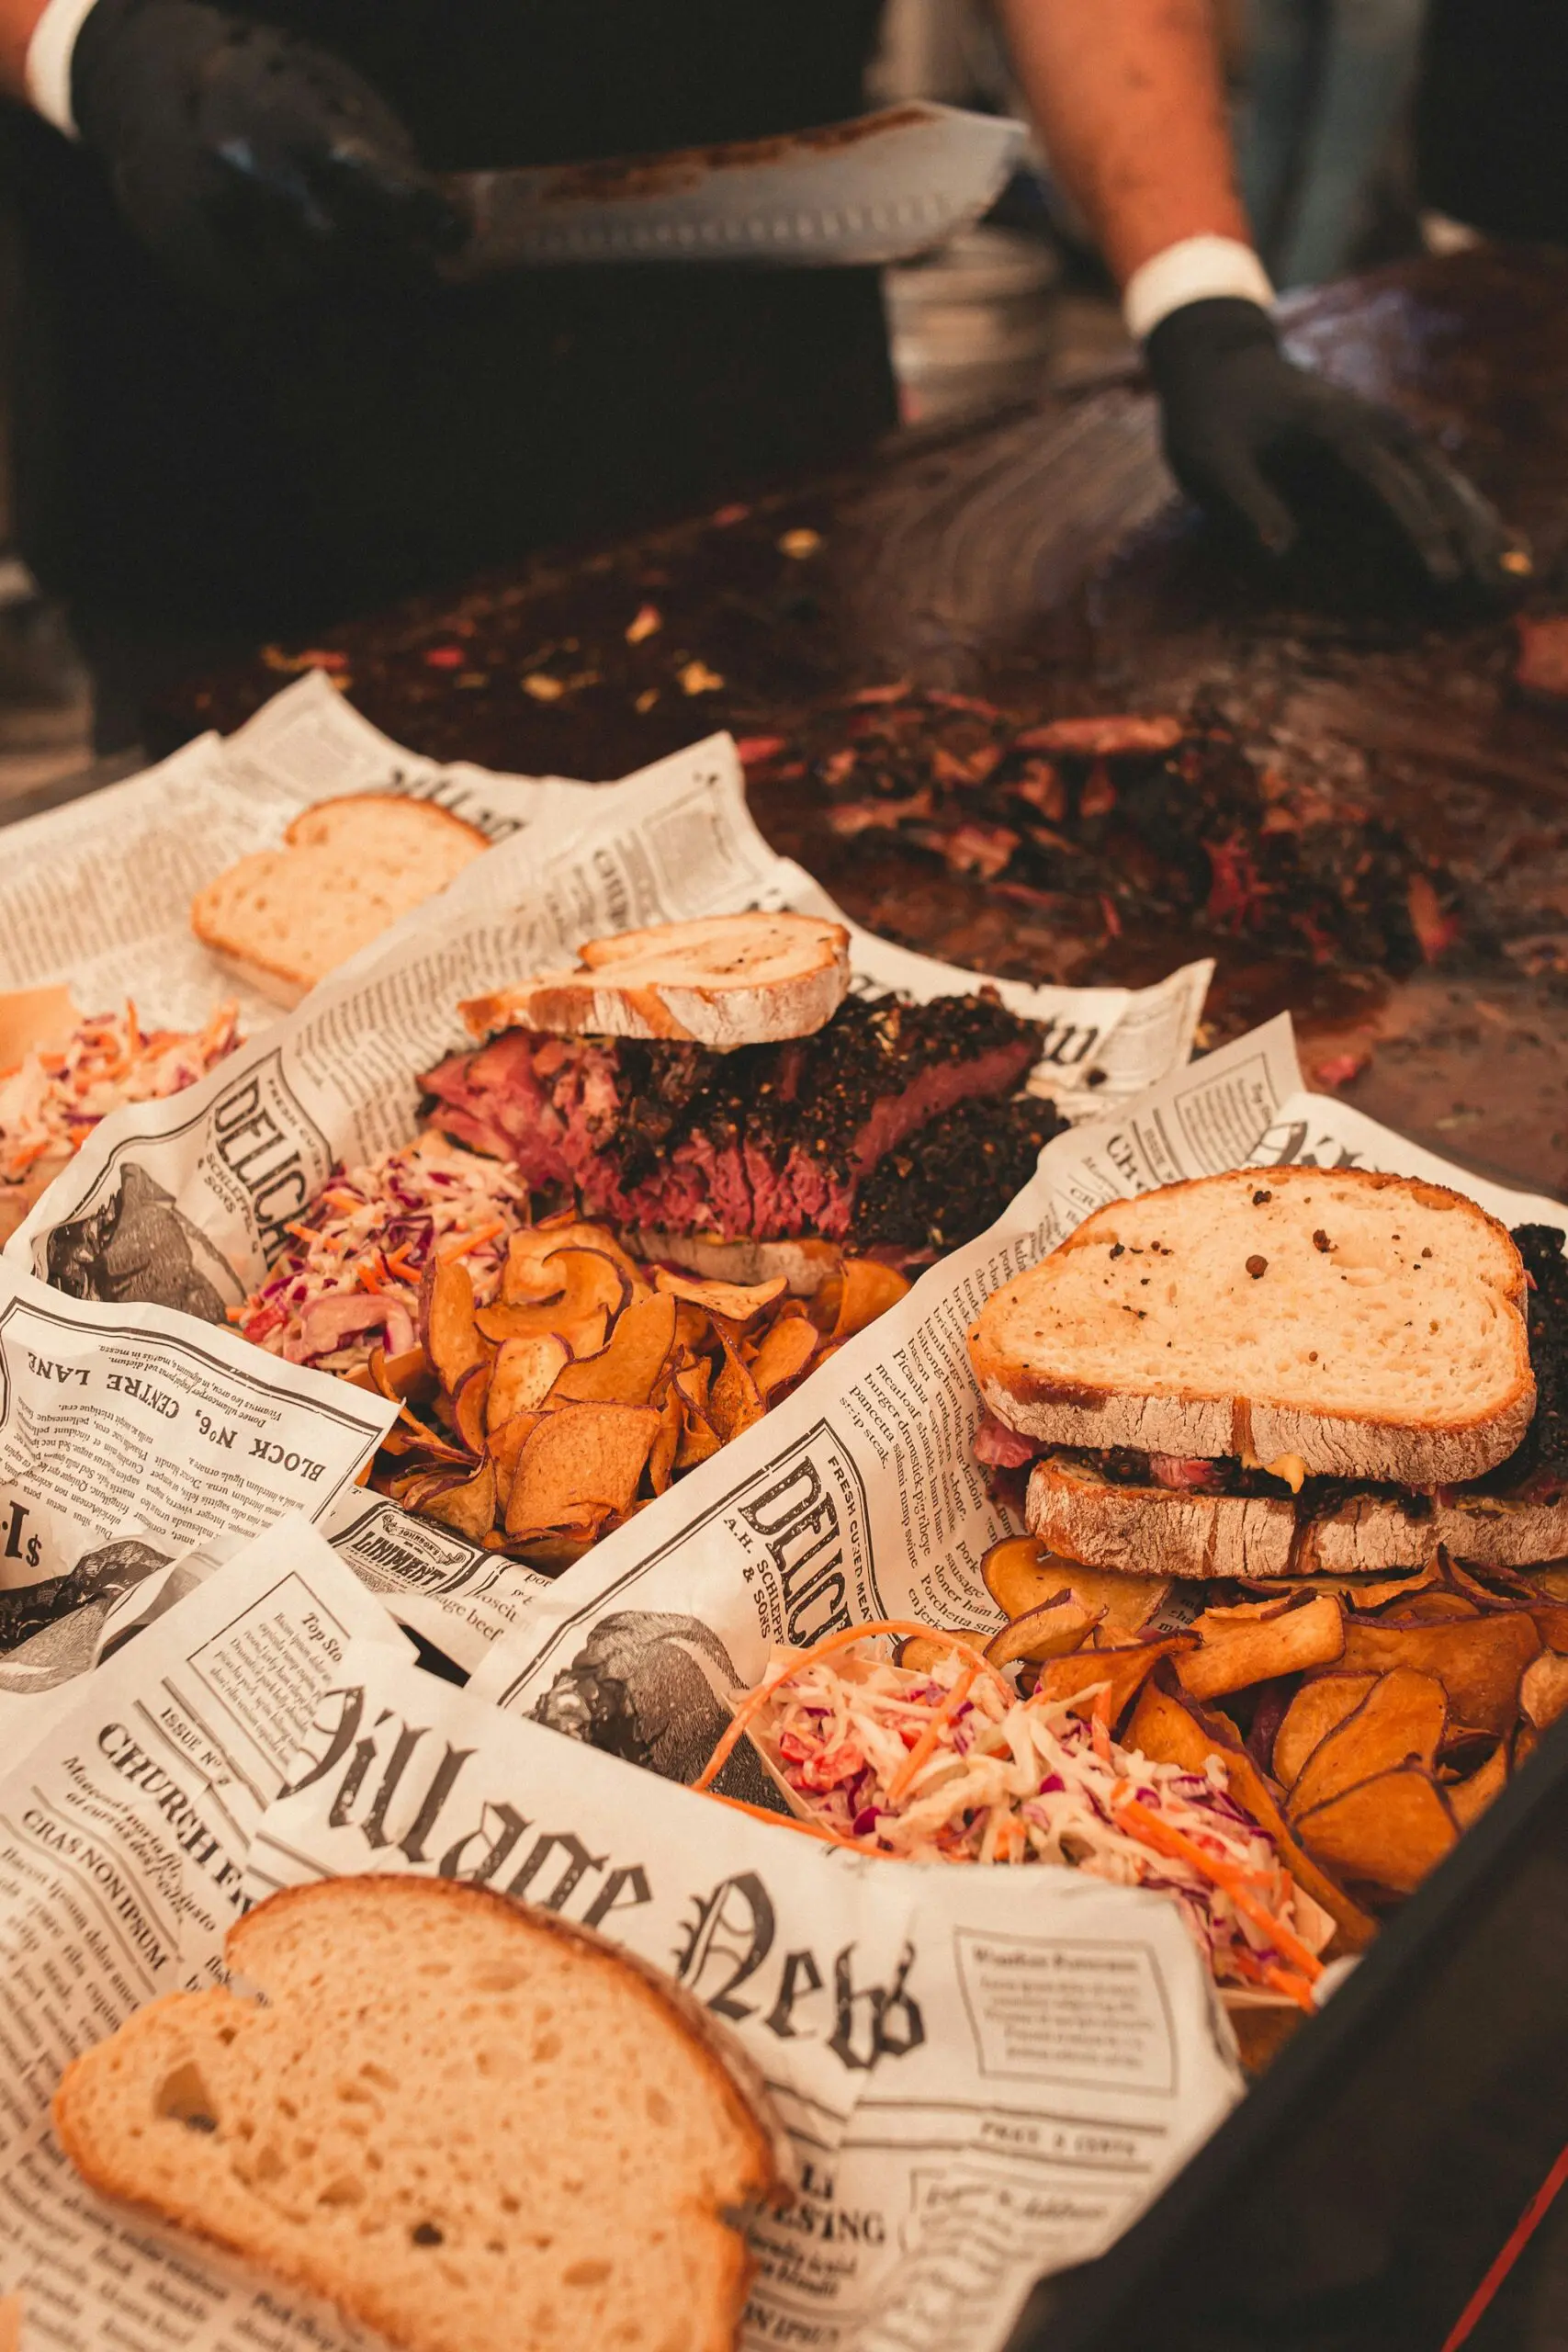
[156,246,1568,1198]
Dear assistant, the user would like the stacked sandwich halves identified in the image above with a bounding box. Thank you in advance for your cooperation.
[967,1168,1568,1579]
[423,910,1060,1268]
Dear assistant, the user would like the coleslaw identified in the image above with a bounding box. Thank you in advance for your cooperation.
[702,1626,1333,2008]
[235,1131,528,1370]
[0,1001,240,1183]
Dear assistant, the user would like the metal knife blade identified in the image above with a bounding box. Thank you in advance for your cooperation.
[442,103,1026,277]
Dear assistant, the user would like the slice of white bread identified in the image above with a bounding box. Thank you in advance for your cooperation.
[1026,1452,1568,1579]
[628,1228,844,1295]
[192,796,489,1009]
[970,1168,1534,1485]
[460,912,852,1049]
[54,1875,786,2352]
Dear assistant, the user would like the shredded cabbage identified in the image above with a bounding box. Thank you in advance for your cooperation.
[0,1001,239,1183]
[235,1131,527,1370]
[754,1645,1332,2001]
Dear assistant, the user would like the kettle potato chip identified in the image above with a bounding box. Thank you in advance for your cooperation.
[1294,1766,1458,1898]
[1286,1668,1447,1822]
[1272,1673,1379,1790]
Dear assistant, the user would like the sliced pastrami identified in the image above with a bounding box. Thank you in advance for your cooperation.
[421,991,1043,1243]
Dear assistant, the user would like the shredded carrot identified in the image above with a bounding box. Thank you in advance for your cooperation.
[1112,1792,1323,1982]
[441,1219,504,1262]
[286,1222,323,1247]
[693,1619,1011,1794]
[1227,1942,1319,2015]
[357,1252,388,1295]
[384,1244,423,1284]
[886,1665,978,1806]
[123,999,141,1057]
[1090,1684,1114,1767]
[705,1789,883,1853]
[1258,1961,1318,2014]
[5,1136,55,1171]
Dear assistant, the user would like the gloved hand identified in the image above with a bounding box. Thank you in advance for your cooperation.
[70,0,464,309]
[1145,296,1525,597]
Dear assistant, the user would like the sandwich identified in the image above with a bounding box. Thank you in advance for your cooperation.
[966,1168,1568,1578]
[54,1874,787,2352]
[422,910,1057,1272]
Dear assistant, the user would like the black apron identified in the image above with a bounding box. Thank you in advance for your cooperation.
[0,1,893,643]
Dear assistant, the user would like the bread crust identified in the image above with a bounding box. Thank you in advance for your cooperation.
[283,794,489,855]
[1434,1489,1568,1568]
[627,1228,843,1295]
[55,1874,786,2352]
[1024,1453,1435,1578]
[186,915,310,1010]
[970,1167,1534,1483]
[461,913,852,1050]
[1025,1453,1568,1577]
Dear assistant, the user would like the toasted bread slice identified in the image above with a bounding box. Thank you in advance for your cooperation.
[627,1228,844,1295]
[54,1875,784,2352]
[1025,1452,1568,1578]
[970,1168,1533,1485]
[1434,1487,1568,1568]
[1025,1450,1436,1579]
[461,912,851,1049]
[192,795,489,1008]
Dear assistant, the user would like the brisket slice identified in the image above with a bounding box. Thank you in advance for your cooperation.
[419,992,1043,1242]
[850,1094,1067,1257]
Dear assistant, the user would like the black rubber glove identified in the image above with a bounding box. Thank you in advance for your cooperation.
[71,0,463,309]
[1145,297,1525,598]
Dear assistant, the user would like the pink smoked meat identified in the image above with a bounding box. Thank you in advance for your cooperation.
[421,992,1043,1243]
[971,1413,1043,1470]
[1147,1454,1225,1491]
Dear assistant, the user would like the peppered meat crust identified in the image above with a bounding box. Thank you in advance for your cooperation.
[851,1093,1067,1252]
[1471,1222,1568,1494]
[421,988,1046,1241]
[609,991,1044,1191]
[742,695,1459,976]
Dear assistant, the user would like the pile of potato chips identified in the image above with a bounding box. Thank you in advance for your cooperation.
[352,1212,909,1570]
[923,1540,1568,1945]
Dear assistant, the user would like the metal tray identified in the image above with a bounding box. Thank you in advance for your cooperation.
[1009,1705,1568,2351]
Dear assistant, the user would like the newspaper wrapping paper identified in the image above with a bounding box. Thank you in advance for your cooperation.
[462,1011,1568,1740]
[0,1257,394,1739]
[0,673,592,1036]
[243,1637,1243,2352]
[4,684,1210,1670]
[0,1515,413,2352]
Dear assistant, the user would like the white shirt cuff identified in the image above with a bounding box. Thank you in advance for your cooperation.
[26,0,101,136]
[1122,235,1275,343]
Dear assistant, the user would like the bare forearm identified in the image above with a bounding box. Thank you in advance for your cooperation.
[997,0,1248,284]
[0,0,50,100]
